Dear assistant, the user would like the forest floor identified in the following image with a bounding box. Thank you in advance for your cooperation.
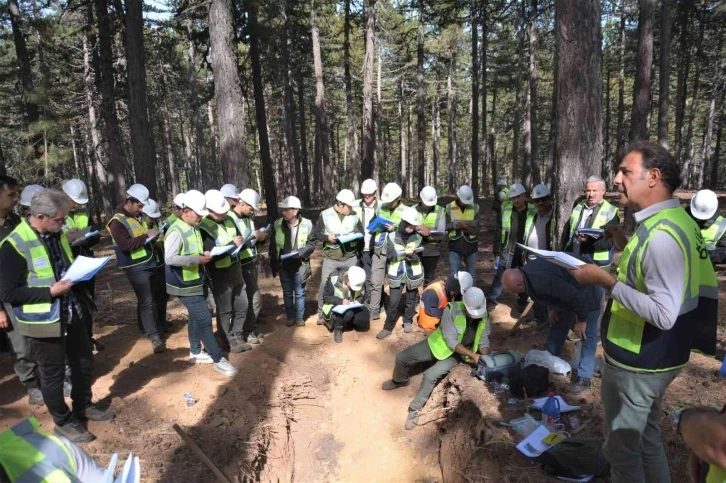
[0,198,725,482]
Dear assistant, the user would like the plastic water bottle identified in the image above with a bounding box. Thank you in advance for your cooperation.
[542,392,561,429]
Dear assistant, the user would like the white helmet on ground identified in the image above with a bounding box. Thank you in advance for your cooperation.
[380,183,403,203]
[420,186,437,207]
[183,190,209,217]
[142,199,162,219]
[690,189,719,221]
[62,179,89,205]
[20,185,44,207]
[531,184,550,200]
[456,271,474,294]
[204,190,230,215]
[239,189,261,211]
[127,184,150,205]
[401,207,422,226]
[347,266,366,292]
[279,196,302,209]
[456,185,475,205]
[361,179,378,195]
[509,183,526,198]
[173,193,186,209]
[336,189,356,207]
[220,184,240,200]
[462,287,487,318]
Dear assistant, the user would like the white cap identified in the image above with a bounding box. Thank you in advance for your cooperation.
[456,185,475,205]
[381,183,403,203]
[173,193,186,209]
[183,190,209,217]
[509,183,526,198]
[142,199,162,218]
[347,266,366,292]
[361,179,378,195]
[127,184,150,205]
[462,287,487,318]
[420,186,437,207]
[400,207,422,226]
[279,196,302,209]
[20,185,44,207]
[239,189,261,211]
[497,190,508,202]
[62,179,89,205]
[531,184,550,200]
[336,189,356,207]
[497,177,507,186]
[456,271,473,294]
[691,189,719,220]
[220,184,239,200]
[204,189,230,214]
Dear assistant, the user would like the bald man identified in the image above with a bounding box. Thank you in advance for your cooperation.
[502,258,601,393]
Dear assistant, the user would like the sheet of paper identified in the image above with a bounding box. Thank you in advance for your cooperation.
[280,251,300,261]
[231,243,245,257]
[332,302,365,315]
[337,233,363,244]
[210,245,235,257]
[258,225,270,232]
[515,424,561,457]
[531,395,581,413]
[144,231,159,245]
[62,256,110,283]
[516,244,585,270]
[366,217,394,233]
[71,230,99,247]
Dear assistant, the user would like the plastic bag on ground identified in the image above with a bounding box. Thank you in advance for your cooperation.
[509,413,540,440]
[525,350,572,375]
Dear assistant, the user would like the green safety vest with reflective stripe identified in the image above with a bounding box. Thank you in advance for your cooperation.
[447,201,479,242]
[386,231,424,289]
[373,203,409,253]
[199,216,238,269]
[603,206,718,372]
[702,215,726,251]
[106,213,154,269]
[63,209,89,232]
[707,465,726,483]
[0,417,76,482]
[0,219,74,339]
[320,206,361,259]
[427,302,487,361]
[165,219,205,296]
[352,199,381,221]
[229,211,257,263]
[166,214,178,225]
[568,200,618,266]
[501,202,536,247]
[500,186,510,200]
[523,211,555,250]
[416,204,445,247]
[273,217,313,260]
[322,274,365,320]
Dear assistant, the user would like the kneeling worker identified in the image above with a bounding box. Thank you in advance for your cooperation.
[382,287,489,430]
[322,266,369,343]
[418,271,473,331]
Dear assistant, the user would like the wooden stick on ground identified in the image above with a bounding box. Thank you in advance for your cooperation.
[172,423,233,483]
[507,299,535,337]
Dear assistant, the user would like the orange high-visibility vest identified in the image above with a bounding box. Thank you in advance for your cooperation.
[418,280,449,331]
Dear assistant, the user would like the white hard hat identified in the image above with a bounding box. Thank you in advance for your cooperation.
[497,190,508,202]
[381,183,403,203]
[361,179,378,195]
[173,193,186,209]
[691,189,719,220]
[497,177,507,186]
[239,189,261,211]
[126,184,150,205]
[279,196,302,209]
[142,199,162,219]
[400,207,422,226]
[456,271,473,294]
[420,186,437,207]
[62,179,89,205]
[336,189,356,207]
[347,266,366,292]
[20,185,44,207]
[220,184,239,200]
[183,190,209,217]
[456,185,475,205]
[531,184,550,200]
[462,287,486,318]
[204,189,230,215]
[509,183,526,198]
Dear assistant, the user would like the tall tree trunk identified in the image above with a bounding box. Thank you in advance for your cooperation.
[702,91,716,188]
[407,105,414,195]
[615,11,626,162]
[712,99,724,189]
[447,58,457,193]
[657,0,673,148]
[282,1,300,195]
[375,48,383,185]
[604,66,612,184]
[489,86,498,189]
[0,141,6,176]
[7,0,39,127]
[298,74,311,205]
[471,0,479,196]
[344,0,359,194]
[124,0,157,196]
[481,0,489,195]
[629,0,655,142]
[208,101,219,183]
[674,3,691,160]
[186,29,210,189]
[361,0,376,181]
[681,12,705,187]
[528,0,540,185]
[311,3,333,202]
[553,0,602,247]
[399,79,407,189]
[416,0,426,192]
[433,86,441,189]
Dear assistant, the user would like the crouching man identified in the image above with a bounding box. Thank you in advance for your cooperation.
[417,271,473,331]
[321,266,369,343]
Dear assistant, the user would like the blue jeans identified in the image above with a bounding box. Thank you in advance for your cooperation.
[449,251,477,285]
[545,305,600,379]
[179,295,223,363]
[280,269,306,321]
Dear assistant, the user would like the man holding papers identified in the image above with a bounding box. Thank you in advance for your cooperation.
[353,179,380,302]
[314,189,363,325]
[0,189,112,443]
[199,190,251,353]
[141,198,170,334]
[107,183,166,354]
[321,266,368,343]
[270,196,316,327]
[446,184,480,285]
[415,186,446,285]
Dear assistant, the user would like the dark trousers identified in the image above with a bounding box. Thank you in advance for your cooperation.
[77,278,95,341]
[179,294,223,363]
[392,339,458,411]
[421,256,440,287]
[6,325,38,386]
[242,264,261,332]
[359,250,373,303]
[384,285,420,331]
[212,279,249,338]
[28,323,94,426]
[154,266,169,326]
[332,307,371,331]
[125,268,162,339]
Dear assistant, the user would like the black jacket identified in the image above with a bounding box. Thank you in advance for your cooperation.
[562,201,618,261]
[322,266,366,306]
[269,218,317,274]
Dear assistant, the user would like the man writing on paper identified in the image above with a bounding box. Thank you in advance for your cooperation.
[414,186,447,285]
[353,179,380,300]
[0,190,113,443]
[571,141,718,483]
[321,266,368,343]
[446,184,480,284]
[688,189,726,267]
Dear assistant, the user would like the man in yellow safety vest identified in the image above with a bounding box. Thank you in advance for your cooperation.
[688,189,726,266]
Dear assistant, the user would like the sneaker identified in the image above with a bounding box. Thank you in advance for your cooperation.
[55,418,95,443]
[246,333,260,345]
[285,319,295,327]
[333,327,343,343]
[404,408,420,431]
[371,313,381,321]
[214,357,239,377]
[151,337,166,354]
[317,317,324,326]
[568,376,592,394]
[381,379,410,391]
[376,329,392,340]
[403,322,412,333]
[63,380,72,398]
[27,387,44,406]
[189,350,214,364]
[255,331,265,340]
[229,335,252,353]
[295,319,305,327]
[91,338,105,351]
[82,405,115,421]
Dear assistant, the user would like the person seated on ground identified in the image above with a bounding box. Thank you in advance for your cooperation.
[501,257,601,393]
[417,271,473,331]
[679,403,726,483]
[382,287,489,431]
[689,189,726,267]
[322,266,369,343]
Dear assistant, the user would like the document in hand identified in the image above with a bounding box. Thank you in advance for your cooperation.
[516,244,585,269]
[280,251,300,260]
[144,231,160,245]
[366,216,394,233]
[332,302,365,315]
[62,256,111,283]
[71,230,100,247]
[210,245,235,257]
[425,230,446,239]
[576,228,604,239]
[336,233,363,244]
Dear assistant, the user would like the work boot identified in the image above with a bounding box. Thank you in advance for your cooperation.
[151,337,166,354]
[214,357,239,377]
[568,375,592,395]
[285,319,295,327]
[381,379,410,391]
[229,335,252,353]
[370,312,381,321]
[404,408,419,431]
[376,329,392,340]
[55,418,95,443]
[80,405,115,422]
[333,327,343,344]
[317,316,324,326]
[27,386,44,406]
[403,322,412,333]
[295,319,306,327]
[245,333,260,345]
[91,337,105,351]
